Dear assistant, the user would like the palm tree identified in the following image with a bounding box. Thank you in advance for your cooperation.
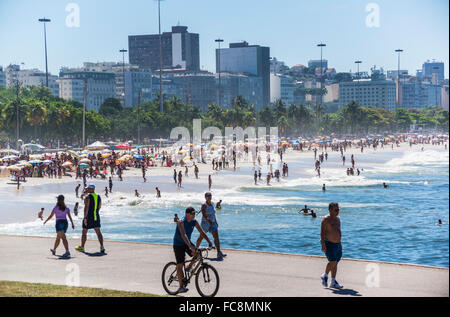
[26,99,47,138]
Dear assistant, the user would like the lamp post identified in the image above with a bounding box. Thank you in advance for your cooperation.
[155,0,165,112]
[316,43,326,131]
[215,38,224,107]
[395,49,403,109]
[120,49,127,106]
[82,82,88,148]
[38,18,51,87]
[355,60,362,101]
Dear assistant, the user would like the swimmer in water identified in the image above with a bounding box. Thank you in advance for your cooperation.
[299,205,313,215]
[135,189,141,197]
[104,187,109,197]
[322,184,326,192]
[216,200,222,210]
[383,183,388,188]
[437,219,443,225]
[156,187,161,198]
[311,211,317,218]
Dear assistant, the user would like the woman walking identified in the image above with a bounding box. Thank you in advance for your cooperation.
[44,195,75,258]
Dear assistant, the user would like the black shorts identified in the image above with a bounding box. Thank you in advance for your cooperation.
[82,218,101,229]
[173,245,193,264]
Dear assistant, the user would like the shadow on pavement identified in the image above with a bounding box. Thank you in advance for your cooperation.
[330,288,362,296]
[82,251,108,257]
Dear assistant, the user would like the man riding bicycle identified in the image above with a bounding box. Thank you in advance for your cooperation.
[173,207,215,294]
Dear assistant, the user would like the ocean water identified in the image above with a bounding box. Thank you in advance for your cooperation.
[0,149,448,268]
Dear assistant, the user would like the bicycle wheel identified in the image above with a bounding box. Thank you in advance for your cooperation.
[162,262,180,295]
[195,263,220,297]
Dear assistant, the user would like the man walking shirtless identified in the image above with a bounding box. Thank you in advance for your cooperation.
[320,202,343,289]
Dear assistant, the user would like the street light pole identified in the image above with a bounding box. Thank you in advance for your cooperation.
[82,82,88,149]
[15,81,22,150]
[215,38,224,108]
[395,49,403,109]
[316,43,326,132]
[38,18,51,87]
[138,89,142,145]
[120,49,128,106]
[355,60,362,102]
[156,0,164,112]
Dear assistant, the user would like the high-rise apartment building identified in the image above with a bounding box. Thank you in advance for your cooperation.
[422,61,445,84]
[128,26,200,71]
[338,79,397,110]
[0,67,6,87]
[58,68,116,111]
[217,41,270,107]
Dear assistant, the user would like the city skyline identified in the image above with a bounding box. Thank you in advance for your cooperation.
[0,0,448,78]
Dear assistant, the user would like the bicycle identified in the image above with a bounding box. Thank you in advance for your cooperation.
[162,247,220,297]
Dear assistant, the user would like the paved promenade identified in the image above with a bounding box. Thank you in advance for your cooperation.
[0,235,447,297]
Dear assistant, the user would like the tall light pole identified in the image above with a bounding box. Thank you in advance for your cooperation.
[156,0,165,112]
[15,81,22,150]
[215,38,224,107]
[316,43,326,131]
[395,49,403,109]
[82,82,88,148]
[38,18,51,87]
[355,60,362,102]
[120,49,127,106]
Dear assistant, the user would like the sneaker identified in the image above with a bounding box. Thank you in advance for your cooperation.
[100,246,105,253]
[177,286,189,294]
[330,280,343,289]
[321,274,328,287]
[75,246,85,252]
[62,251,71,258]
[217,250,227,259]
[50,249,56,256]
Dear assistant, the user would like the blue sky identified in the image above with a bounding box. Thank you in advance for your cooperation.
[0,0,448,77]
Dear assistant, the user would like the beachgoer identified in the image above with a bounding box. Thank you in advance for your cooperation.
[44,195,74,258]
[208,175,212,191]
[320,202,343,289]
[38,208,44,220]
[195,192,226,260]
[322,184,326,192]
[194,165,199,179]
[156,187,161,198]
[173,207,214,294]
[74,202,79,217]
[178,171,183,188]
[135,189,140,197]
[75,185,105,253]
[173,169,177,184]
[108,177,113,193]
[254,170,258,185]
[299,205,312,215]
[216,200,222,210]
[75,184,81,198]
[105,187,109,197]
[383,182,388,188]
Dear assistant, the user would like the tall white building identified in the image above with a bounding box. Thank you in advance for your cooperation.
[270,73,295,105]
[81,62,152,107]
[58,67,116,111]
[4,64,59,96]
[339,79,397,110]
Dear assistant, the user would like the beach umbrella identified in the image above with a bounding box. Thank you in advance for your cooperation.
[79,158,91,164]
[8,165,24,171]
[133,155,144,159]
[210,145,218,149]
[43,160,54,164]
[178,150,187,154]
[79,163,89,169]
[62,161,73,167]
[2,155,19,160]
[183,156,191,162]
[28,160,42,164]
[102,153,112,158]
[147,154,155,158]
[18,161,32,167]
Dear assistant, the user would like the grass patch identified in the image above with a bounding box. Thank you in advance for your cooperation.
[0,281,161,297]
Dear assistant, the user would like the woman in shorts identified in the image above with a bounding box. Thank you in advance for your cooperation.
[44,195,75,258]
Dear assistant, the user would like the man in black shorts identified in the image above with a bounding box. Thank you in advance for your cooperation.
[75,184,105,253]
[173,207,214,294]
